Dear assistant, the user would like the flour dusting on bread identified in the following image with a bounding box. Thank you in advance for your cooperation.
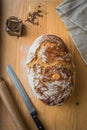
[26,34,75,105]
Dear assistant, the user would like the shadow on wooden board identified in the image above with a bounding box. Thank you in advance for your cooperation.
[0,0,2,74]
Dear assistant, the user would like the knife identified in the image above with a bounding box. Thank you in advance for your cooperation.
[6,65,45,130]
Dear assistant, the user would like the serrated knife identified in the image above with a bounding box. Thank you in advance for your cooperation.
[6,65,45,130]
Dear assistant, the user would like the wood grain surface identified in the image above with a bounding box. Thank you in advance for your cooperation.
[0,0,87,130]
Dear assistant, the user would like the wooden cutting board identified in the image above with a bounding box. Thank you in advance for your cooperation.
[0,0,87,130]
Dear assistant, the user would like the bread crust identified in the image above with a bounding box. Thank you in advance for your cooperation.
[26,34,75,105]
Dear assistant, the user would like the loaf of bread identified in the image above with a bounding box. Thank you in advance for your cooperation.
[26,34,75,105]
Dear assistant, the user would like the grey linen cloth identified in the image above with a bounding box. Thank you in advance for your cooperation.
[56,0,87,65]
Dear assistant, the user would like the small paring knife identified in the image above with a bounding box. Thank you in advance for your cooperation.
[6,65,45,130]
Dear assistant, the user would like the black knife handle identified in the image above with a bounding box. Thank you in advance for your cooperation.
[31,111,45,130]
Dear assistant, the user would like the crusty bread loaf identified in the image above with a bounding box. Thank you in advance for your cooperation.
[26,34,75,105]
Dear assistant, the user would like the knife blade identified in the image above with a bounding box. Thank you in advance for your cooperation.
[6,65,45,130]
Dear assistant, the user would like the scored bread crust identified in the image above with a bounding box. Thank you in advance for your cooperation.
[26,34,75,105]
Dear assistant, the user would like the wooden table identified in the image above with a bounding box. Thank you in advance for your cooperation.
[0,0,87,130]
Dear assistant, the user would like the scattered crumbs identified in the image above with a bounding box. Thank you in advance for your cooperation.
[76,101,79,106]
[44,12,48,15]
[38,5,42,8]
[25,4,47,25]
